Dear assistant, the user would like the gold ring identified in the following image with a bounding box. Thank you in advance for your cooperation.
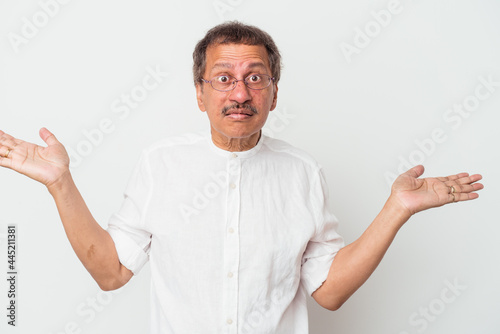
[450,185,456,194]
[3,148,11,158]
[451,193,456,202]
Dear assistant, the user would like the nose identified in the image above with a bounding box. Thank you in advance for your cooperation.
[228,79,252,104]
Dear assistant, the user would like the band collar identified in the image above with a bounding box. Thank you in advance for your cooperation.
[207,131,265,159]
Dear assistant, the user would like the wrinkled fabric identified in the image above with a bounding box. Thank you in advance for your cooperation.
[107,132,344,334]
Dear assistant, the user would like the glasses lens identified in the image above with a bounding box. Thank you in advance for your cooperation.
[245,74,271,90]
[212,75,234,91]
[209,74,273,91]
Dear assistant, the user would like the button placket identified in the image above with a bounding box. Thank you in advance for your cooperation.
[222,153,241,332]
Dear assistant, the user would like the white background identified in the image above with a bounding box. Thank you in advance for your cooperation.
[0,0,499,333]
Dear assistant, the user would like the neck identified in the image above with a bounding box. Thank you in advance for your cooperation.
[211,129,261,152]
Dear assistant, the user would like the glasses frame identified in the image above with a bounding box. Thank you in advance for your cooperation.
[201,74,275,92]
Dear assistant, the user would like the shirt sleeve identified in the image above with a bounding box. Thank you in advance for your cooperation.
[300,168,345,296]
[106,152,153,275]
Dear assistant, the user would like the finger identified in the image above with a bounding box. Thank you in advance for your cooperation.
[0,137,16,149]
[0,131,21,144]
[453,192,480,202]
[0,131,16,142]
[438,173,470,182]
[447,182,484,194]
[0,153,13,168]
[455,174,483,185]
[405,165,425,178]
[437,175,459,182]
[39,127,59,146]
[0,137,29,150]
[446,175,483,189]
[0,146,12,158]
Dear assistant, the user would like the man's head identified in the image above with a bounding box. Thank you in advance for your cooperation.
[193,21,282,86]
[193,22,281,150]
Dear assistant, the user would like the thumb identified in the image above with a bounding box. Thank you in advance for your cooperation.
[39,127,59,146]
[404,165,425,179]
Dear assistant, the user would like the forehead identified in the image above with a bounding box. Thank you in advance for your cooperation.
[205,43,271,75]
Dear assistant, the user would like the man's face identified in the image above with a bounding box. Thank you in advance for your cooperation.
[196,43,278,143]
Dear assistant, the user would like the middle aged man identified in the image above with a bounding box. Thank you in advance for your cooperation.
[0,21,483,334]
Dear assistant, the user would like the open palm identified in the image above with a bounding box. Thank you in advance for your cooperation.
[0,128,70,187]
[391,165,483,216]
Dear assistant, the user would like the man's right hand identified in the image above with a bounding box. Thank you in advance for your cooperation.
[0,127,70,189]
[0,127,132,290]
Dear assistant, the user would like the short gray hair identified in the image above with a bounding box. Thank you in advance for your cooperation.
[192,21,282,85]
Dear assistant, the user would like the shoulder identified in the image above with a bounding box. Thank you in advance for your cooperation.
[261,135,322,172]
[132,132,209,172]
[146,131,207,151]
[141,131,208,156]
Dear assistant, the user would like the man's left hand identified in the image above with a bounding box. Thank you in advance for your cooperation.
[390,165,484,217]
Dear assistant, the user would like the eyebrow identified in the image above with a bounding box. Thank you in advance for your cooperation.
[211,62,268,72]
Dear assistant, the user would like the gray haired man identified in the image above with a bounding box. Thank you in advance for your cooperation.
[0,21,483,333]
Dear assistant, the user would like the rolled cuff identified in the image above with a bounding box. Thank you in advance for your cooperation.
[107,226,149,275]
[300,252,337,296]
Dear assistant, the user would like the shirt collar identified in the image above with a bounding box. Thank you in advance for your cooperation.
[207,130,265,159]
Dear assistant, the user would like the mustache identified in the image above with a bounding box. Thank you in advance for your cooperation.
[221,103,258,115]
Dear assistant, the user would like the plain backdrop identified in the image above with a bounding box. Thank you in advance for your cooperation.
[0,0,498,333]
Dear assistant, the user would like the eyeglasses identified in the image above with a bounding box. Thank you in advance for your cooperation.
[201,74,275,92]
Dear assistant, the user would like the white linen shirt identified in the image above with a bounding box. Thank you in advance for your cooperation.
[107,132,344,334]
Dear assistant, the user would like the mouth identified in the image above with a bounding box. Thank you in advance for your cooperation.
[225,109,254,116]
[225,113,253,121]
[222,104,258,120]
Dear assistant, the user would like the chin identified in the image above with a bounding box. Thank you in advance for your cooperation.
[223,128,261,139]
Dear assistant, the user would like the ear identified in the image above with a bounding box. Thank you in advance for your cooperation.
[270,83,278,111]
[195,83,206,112]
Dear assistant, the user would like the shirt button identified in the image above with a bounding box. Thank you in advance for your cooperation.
[227,272,233,278]
[228,227,234,234]
[227,318,233,325]
[231,153,238,158]
[230,183,236,189]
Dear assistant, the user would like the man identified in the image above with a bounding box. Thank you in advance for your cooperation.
[0,22,483,333]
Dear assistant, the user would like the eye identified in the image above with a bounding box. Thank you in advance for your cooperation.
[248,75,262,83]
[216,76,231,83]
